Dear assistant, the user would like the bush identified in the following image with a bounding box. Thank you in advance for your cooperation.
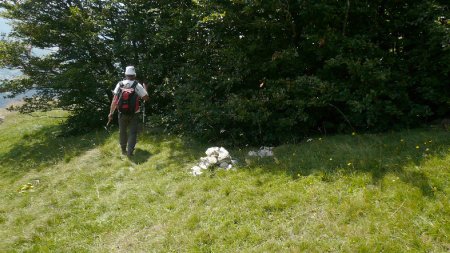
[1,1,448,144]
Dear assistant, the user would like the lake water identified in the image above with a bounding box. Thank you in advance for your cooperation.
[0,16,46,108]
[0,68,35,108]
[0,68,20,79]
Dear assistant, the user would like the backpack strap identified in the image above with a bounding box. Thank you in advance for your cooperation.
[117,81,125,100]
[131,81,139,112]
[131,80,138,89]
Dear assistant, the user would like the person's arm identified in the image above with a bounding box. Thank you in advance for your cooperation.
[108,95,118,122]
[139,82,149,101]
[108,82,121,122]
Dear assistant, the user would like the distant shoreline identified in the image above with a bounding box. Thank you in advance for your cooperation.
[0,68,27,108]
[0,90,36,108]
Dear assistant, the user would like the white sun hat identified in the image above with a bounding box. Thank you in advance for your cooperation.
[125,66,136,76]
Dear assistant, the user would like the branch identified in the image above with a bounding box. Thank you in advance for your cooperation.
[328,103,355,131]
[279,0,297,42]
[343,0,351,36]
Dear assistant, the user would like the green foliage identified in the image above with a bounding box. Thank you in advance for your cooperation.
[1,0,449,142]
[161,0,450,144]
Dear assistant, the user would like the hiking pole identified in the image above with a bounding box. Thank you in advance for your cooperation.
[142,82,148,129]
[105,109,114,133]
[104,117,112,133]
[143,101,145,126]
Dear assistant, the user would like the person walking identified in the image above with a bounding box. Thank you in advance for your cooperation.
[108,66,149,156]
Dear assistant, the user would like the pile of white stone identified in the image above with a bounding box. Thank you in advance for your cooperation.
[248,146,274,157]
[191,147,237,176]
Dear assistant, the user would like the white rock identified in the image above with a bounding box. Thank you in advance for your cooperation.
[219,162,229,169]
[191,166,203,176]
[217,147,230,161]
[205,147,220,157]
[248,151,258,156]
[207,156,218,164]
[198,161,210,170]
[248,147,274,157]
[258,149,273,157]
[191,147,236,176]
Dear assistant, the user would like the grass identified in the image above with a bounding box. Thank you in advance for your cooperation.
[0,109,449,252]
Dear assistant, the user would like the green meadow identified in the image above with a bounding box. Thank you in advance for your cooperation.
[0,109,449,252]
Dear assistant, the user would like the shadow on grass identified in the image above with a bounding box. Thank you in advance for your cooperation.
[240,129,450,197]
[129,148,152,164]
[139,128,449,198]
[0,124,110,180]
[138,128,206,169]
[3,119,447,199]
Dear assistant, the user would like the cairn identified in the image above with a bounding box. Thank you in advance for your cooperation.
[191,147,237,176]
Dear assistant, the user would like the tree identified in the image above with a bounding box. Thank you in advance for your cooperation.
[1,0,448,143]
[0,0,193,133]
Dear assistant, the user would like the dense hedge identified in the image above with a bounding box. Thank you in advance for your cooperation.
[1,1,449,144]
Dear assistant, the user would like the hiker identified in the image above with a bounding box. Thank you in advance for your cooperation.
[108,66,149,156]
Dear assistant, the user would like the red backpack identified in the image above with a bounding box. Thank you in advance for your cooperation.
[118,81,139,114]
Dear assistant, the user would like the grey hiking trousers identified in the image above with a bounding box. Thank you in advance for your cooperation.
[118,112,138,155]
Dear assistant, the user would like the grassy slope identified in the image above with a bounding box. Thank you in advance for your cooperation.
[0,110,449,252]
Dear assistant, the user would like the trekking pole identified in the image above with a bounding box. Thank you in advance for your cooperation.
[142,82,148,129]
[142,101,145,126]
[104,117,112,133]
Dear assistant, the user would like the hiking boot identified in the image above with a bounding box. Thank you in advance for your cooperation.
[120,145,127,155]
[127,149,134,157]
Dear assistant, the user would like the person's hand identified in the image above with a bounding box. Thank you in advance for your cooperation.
[108,113,113,123]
